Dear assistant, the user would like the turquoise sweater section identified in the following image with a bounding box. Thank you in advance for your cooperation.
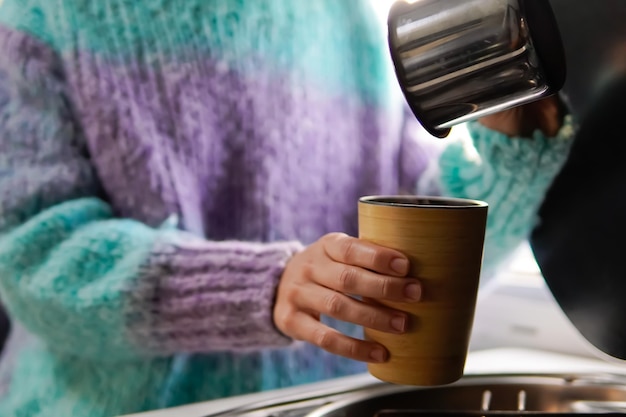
[441,118,575,276]
[0,200,155,360]
[0,0,391,105]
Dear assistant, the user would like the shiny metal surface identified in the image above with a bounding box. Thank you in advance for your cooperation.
[305,374,626,417]
[209,374,626,417]
[388,0,564,137]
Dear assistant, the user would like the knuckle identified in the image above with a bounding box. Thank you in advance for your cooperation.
[337,235,356,261]
[313,328,334,350]
[324,293,344,316]
[364,311,379,329]
[379,277,392,298]
[337,267,358,292]
[370,250,388,269]
[279,280,301,301]
[347,340,361,359]
[284,285,299,300]
[300,260,315,280]
[282,313,298,333]
[274,309,294,332]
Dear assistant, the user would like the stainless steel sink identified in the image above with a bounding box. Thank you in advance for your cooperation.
[306,374,626,417]
[210,374,626,417]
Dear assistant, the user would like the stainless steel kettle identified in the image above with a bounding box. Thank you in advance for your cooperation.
[388,0,566,138]
[389,0,626,363]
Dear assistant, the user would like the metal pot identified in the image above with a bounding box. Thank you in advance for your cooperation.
[388,0,566,138]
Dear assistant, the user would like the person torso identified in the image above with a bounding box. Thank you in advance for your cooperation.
[50,0,412,243]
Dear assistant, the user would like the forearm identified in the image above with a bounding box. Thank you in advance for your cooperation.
[0,198,301,360]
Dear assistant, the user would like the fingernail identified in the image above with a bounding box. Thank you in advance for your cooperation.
[390,258,408,274]
[391,315,406,332]
[370,348,387,363]
[404,283,421,301]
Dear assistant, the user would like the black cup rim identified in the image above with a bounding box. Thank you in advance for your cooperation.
[359,195,488,209]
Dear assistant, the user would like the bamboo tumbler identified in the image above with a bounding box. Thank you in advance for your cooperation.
[358,196,488,386]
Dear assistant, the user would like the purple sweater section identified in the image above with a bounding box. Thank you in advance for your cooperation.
[70,52,432,240]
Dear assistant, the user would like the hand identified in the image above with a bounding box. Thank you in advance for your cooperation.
[478,95,564,138]
[273,232,421,363]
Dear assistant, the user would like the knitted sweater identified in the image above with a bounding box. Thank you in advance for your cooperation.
[0,1,573,416]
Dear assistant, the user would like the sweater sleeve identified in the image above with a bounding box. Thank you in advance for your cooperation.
[0,26,300,361]
[438,118,575,276]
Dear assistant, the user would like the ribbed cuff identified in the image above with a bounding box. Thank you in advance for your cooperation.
[438,117,575,272]
[127,230,304,354]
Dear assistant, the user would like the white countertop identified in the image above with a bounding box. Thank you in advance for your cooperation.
[120,347,626,417]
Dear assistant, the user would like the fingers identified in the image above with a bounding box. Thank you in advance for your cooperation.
[322,233,409,276]
[479,107,524,137]
[273,233,420,364]
[288,311,389,363]
[532,96,562,137]
[479,96,563,138]
[299,285,408,334]
[314,261,421,302]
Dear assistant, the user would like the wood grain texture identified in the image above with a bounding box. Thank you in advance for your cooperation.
[358,196,487,386]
